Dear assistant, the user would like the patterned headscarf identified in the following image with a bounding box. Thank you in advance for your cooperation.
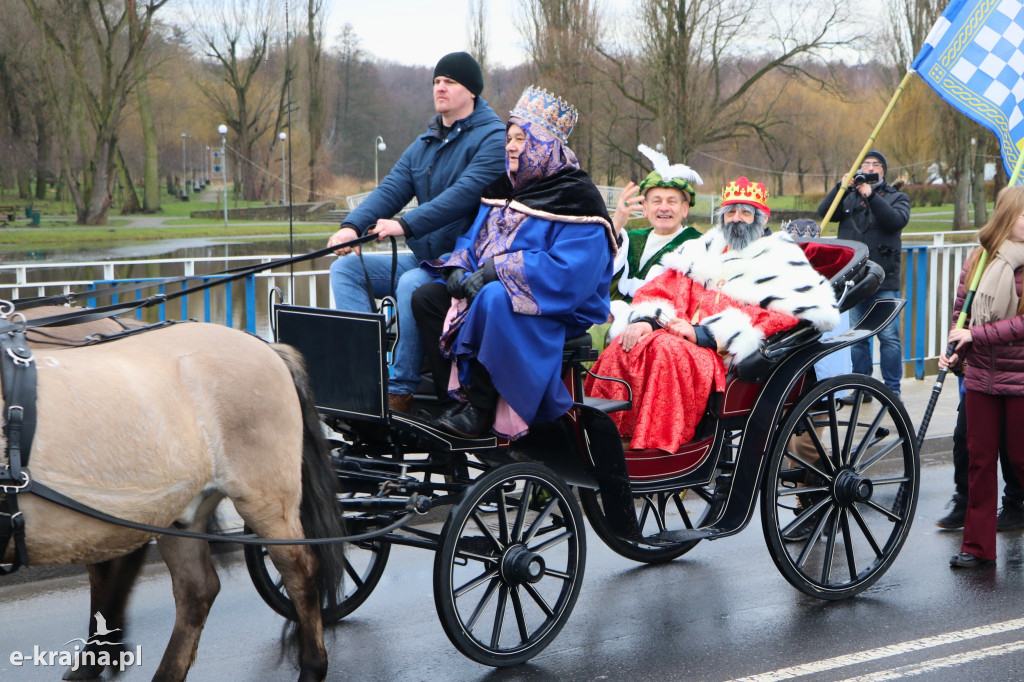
[506,116,580,191]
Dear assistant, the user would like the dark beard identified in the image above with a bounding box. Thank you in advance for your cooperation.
[722,221,762,251]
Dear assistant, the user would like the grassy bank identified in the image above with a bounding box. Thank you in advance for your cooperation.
[2,187,988,252]
[0,222,337,250]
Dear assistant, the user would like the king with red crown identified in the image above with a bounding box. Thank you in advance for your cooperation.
[589,176,839,454]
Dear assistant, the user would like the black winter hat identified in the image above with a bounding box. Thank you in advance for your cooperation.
[863,149,888,177]
[433,52,484,96]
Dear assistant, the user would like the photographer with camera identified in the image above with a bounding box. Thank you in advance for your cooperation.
[817,150,910,397]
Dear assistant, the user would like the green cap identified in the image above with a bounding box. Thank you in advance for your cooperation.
[638,170,696,206]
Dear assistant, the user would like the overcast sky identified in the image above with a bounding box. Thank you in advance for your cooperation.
[328,0,642,68]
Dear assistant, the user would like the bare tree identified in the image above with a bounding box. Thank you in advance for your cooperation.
[134,43,160,213]
[329,23,384,178]
[305,0,327,201]
[468,0,488,75]
[1,0,59,201]
[597,0,854,168]
[515,0,603,169]
[884,0,945,77]
[188,0,286,201]
[21,0,168,224]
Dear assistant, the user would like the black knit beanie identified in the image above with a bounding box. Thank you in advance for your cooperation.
[433,52,484,96]
[864,149,888,177]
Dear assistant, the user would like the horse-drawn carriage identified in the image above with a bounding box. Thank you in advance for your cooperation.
[242,237,920,666]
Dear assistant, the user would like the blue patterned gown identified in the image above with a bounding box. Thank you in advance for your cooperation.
[422,117,614,437]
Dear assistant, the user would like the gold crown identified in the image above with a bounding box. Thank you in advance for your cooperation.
[720,176,769,214]
[510,86,578,144]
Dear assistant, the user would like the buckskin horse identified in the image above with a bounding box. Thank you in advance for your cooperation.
[3,314,344,681]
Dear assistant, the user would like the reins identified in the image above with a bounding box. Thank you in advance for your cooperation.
[25,477,423,546]
[11,232,387,317]
[0,233,410,570]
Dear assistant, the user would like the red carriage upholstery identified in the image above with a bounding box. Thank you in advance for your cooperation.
[800,241,855,281]
[616,239,857,479]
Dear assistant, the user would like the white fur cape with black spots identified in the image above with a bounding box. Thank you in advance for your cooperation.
[615,227,840,364]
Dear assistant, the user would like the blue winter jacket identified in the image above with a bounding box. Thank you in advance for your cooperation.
[342,97,506,262]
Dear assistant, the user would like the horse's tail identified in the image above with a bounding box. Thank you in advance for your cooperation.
[273,343,346,613]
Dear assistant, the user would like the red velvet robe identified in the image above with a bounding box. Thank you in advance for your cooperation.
[586,268,799,453]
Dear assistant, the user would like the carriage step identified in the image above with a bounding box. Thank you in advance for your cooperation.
[648,528,717,543]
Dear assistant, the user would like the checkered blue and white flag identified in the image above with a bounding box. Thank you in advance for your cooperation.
[912,0,1024,175]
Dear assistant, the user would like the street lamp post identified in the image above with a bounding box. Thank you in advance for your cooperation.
[218,124,229,228]
[374,135,386,186]
[205,146,210,187]
[180,133,188,201]
[279,131,288,204]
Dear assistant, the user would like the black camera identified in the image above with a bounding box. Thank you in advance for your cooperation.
[852,171,880,186]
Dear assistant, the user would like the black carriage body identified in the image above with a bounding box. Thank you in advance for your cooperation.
[253,238,919,665]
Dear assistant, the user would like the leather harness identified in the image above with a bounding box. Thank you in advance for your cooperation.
[0,328,35,574]
[0,234,411,573]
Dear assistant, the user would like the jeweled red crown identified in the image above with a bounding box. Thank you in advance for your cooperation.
[720,176,769,214]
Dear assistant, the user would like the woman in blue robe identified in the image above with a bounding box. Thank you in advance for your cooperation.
[411,85,615,438]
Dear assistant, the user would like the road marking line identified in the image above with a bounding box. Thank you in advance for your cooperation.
[729,617,1024,681]
[838,639,1024,681]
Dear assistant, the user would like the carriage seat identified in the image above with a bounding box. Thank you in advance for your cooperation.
[563,333,632,414]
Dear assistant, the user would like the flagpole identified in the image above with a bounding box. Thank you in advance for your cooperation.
[916,145,1024,450]
[820,71,915,229]
[1010,148,1024,186]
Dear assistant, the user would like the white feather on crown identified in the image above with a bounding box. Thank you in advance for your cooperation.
[638,144,703,185]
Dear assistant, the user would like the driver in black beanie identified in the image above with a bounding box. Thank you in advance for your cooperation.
[818,150,910,398]
[326,52,506,415]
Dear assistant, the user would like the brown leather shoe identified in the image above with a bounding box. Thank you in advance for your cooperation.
[388,393,414,414]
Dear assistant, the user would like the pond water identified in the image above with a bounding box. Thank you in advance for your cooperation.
[0,236,405,339]
[0,235,332,265]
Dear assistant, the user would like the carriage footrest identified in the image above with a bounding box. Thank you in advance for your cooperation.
[579,397,631,414]
[648,528,717,544]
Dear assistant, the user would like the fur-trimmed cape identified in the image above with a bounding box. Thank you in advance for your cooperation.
[617,228,840,363]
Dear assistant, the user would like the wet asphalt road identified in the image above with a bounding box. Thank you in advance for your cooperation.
[4,455,1024,682]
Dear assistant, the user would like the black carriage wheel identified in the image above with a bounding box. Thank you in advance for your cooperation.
[579,476,726,564]
[433,462,586,667]
[244,521,390,624]
[760,375,918,600]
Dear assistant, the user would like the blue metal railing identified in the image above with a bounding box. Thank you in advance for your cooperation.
[904,246,929,379]
[88,274,258,334]
[0,237,980,376]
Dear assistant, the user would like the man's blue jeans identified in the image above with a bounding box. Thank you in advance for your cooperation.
[329,252,432,396]
[849,288,903,395]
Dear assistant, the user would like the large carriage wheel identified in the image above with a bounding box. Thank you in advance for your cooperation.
[244,493,391,624]
[579,473,727,564]
[433,462,586,667]
[761,375,918,600]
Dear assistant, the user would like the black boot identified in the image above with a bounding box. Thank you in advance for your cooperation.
[437,403,494,438]
[997,498,1024,532]
[937,494,967,530]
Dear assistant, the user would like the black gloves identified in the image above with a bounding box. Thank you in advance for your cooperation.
[461,259,498,303]
[445,260,498,302]
[446,268,469,298]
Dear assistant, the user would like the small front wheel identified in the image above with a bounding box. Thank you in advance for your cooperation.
[433,462,586,667]
[761,375,918,600]
[244,489,392,624]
